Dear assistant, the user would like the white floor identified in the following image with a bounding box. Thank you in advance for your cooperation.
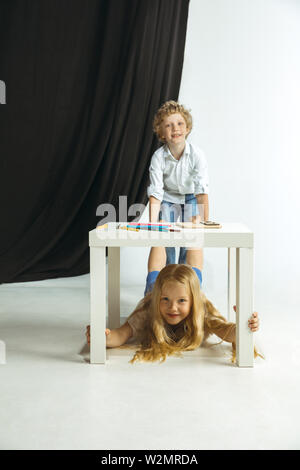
[0,273,299,450]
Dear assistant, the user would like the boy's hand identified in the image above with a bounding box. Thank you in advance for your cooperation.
[233,306,260,332]
[190,215,202,224]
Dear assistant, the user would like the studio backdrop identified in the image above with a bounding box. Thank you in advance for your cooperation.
[0,0,190,283]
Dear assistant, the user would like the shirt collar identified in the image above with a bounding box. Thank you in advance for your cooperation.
[164,141,190,158]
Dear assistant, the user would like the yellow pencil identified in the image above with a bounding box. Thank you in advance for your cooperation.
[119,226,140,232]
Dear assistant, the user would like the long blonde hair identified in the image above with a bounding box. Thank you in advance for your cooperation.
[130,264,232,363]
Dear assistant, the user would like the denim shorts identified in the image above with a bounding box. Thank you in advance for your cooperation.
[159,194,198,265]
[159,193,198,223]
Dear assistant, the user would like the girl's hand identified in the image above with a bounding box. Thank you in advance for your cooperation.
[85,325,112,345]
[248,312,259,332]
[86,325,90,345]
[233,307,260,332]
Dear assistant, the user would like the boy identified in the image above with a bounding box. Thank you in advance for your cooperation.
[146,100,209,293]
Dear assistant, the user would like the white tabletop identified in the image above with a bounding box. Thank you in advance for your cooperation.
[89,222,253,248]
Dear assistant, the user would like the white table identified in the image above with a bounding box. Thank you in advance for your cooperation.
[89,222,254,367]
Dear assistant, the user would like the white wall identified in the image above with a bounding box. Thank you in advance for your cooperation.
[122,0,300,313]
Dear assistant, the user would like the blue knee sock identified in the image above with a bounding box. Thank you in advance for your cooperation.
[192,267,202,287]
[144,271,160,296]
[144,268,202,295]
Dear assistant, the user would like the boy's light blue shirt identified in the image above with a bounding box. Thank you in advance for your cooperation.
[147,141,209,204]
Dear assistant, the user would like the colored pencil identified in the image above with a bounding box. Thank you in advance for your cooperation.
[127,222,171,227]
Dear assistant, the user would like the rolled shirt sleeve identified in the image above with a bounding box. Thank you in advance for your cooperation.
[147,150,164,201]
[192,148,209,195]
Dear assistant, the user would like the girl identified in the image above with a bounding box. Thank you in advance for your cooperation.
[86,264,261,364]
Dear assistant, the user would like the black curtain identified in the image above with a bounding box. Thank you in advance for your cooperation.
[0,0,190,283]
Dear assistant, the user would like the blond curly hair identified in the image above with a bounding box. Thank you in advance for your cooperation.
[153,100,193,142]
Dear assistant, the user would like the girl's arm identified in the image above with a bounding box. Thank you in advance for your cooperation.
[204,298,260,344]
[208,311,260,344]
[86,296,151,348]
[86,322,133,348]
[105,322,133,348]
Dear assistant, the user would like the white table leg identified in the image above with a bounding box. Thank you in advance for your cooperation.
[90,246,106,364]
[227,248,236,321]
[236,248,254,367]
[108,247,120,329]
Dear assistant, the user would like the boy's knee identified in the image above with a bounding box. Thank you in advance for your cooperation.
[144,270,160,295]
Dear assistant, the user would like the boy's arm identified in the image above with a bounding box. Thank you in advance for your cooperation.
[147,152,164,221]
[195,193,209,221]
[192,148,209,222]
[149,195,161,222]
